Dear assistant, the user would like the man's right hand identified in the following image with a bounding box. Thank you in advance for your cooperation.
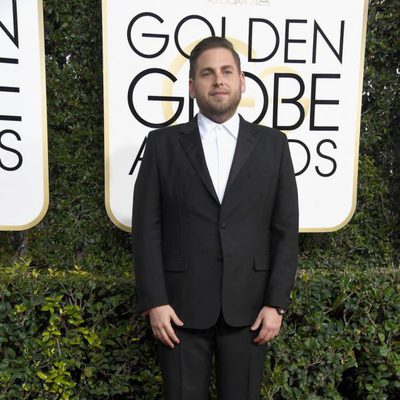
[148,305,184,348]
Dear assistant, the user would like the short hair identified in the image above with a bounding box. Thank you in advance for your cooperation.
[189,36,241,79]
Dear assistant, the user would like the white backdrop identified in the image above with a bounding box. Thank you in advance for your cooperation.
[0,0,48,230]
[103,0,368,232]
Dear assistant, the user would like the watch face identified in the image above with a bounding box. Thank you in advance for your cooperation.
[276,307,286,315]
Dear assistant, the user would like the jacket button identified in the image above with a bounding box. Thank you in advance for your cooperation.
[220,222,226,229]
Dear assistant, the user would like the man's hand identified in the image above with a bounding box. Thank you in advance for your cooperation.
[250,306,283,345]
[147,305,184,348]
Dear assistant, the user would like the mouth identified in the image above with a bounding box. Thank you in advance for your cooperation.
[210,91,229,96]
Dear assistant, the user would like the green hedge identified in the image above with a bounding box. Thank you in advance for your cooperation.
[0,260,161,400]
[1,261,399,399]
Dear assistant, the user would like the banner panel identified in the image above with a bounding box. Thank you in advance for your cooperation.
[103,0,368,232]
[0,0,48,230]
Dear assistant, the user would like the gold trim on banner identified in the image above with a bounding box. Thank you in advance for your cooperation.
[102,0,131,232]
[300,0,369,233]
[0,0,49,231]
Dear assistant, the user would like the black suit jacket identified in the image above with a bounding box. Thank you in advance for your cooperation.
[132,116,298,329]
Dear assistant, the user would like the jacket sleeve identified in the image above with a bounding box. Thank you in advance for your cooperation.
[264,133,299,309]
[132,131,169,313]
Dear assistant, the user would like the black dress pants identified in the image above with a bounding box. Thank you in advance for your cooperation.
[158,313,268,400]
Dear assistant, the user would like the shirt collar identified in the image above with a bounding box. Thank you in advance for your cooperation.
[198,112,240,141]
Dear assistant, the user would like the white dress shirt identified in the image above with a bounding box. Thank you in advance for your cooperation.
[198,113,239,203]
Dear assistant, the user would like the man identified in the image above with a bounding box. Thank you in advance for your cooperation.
[132,36,298,400]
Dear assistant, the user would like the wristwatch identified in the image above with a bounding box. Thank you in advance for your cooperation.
[274,307,287,316]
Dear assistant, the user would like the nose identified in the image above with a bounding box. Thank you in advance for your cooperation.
[213,72,224,86]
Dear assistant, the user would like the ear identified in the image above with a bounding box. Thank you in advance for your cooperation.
[189,79,196,99]
[240,72,246,93]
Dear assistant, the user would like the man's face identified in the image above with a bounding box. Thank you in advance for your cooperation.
[189,47,245,123]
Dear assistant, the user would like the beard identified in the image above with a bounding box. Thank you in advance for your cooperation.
[195,89,242,123]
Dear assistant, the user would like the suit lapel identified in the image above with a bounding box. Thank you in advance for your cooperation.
[179,118,220,204]
[223,116,259,201]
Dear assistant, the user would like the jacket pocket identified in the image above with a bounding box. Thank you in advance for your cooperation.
[163,257,187,272]
[248,171,273,179]
[253,255,270,271]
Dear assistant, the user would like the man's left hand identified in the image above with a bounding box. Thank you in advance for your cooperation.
[250,306,283,345]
